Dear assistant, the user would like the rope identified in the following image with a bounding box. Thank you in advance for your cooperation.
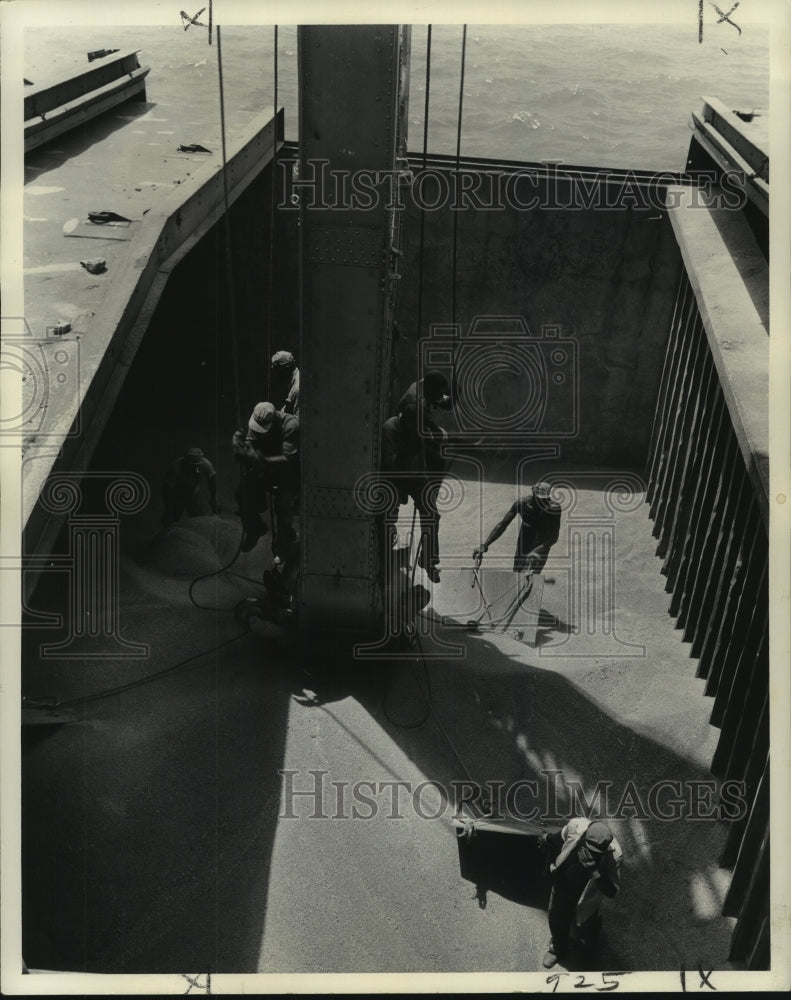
[409,502,420,585]
[382,509,479,785]
[449,26,468,400]
[416,633,478,785]
[216,25,243,429]
[55,632,248,710]
[382,507,428,728]
[266,24,279,399]
[455,26,467,192]
[416,24,432,341]
[215,25,257,598]
[451,24,467,353]
[187,526,248,611]
[382,650,431,730]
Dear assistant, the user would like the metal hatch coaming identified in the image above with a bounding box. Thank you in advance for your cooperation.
[20,110,284,602]
[24,49,151,153]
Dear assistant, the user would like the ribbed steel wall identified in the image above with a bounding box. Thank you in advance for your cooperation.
[646,268,769,969]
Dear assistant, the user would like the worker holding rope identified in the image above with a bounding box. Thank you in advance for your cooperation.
[270,349,301,419]
[381,371,452,584]
[232,402,300,564]
[540,817,622,968]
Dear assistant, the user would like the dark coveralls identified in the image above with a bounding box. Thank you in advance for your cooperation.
[544,824,621,960]
[272,365,301,419]
[234,412,300,561]
[482,493,562,573]
[381,381,447,574]
[161,455,217,526]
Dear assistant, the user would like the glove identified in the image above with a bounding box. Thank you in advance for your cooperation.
[472,544,487,567]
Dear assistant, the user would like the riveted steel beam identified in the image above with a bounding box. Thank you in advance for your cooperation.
[297,25,410,631]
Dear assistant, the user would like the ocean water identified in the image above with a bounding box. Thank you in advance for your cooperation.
[25,21,769,172]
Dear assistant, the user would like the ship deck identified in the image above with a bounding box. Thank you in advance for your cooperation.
[11,33,773,990]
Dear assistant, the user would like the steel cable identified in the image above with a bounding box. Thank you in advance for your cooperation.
[416,25,432,342]
[451,23,467,379]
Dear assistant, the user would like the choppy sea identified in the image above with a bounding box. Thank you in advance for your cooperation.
[25,21,769,172]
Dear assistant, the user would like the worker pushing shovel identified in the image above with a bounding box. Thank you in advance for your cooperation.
[160,447,218,528]
[468,481,562,632]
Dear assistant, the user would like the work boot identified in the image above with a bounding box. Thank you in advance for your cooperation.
[542,941,565,969]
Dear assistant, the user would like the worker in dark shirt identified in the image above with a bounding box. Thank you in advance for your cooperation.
[161,447,217,527]
[381,371,452,583]
[232,401,300,555]
[541,818,622,968]
[473,481,561,574]
[392,370,451,471]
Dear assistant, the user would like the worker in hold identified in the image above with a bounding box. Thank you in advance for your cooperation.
[473,481,562,575]
[161,447,218,527]
[381,371,452,583]
[232,402,300,561]
[270,349,300,419]
[540,817,622,968]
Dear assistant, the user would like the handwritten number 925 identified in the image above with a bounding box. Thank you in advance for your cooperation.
[546,971,625,992]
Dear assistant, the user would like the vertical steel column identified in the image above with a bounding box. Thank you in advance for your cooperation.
[297,26,410,631]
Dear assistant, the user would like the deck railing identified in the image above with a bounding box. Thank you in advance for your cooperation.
[646,265,769,969]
